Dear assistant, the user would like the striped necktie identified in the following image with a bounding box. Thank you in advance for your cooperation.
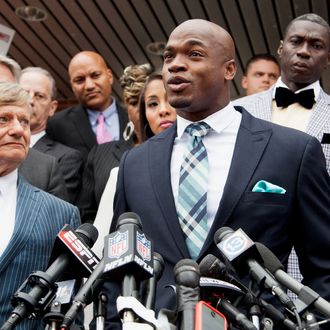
[177,122,210,259]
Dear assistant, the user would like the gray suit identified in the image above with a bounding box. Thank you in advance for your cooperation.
[233,86,330,175]
[34,134,83,203]
[0,176,80,329]
[19,148,69,201]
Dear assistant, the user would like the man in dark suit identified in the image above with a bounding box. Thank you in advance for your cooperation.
[234,13,330,286]
[0,81,81,329]
[19,67,83,203]
[46,51,128,160]
[99,19,330,328]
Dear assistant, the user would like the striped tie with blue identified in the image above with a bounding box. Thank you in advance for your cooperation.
[177,122,210,259]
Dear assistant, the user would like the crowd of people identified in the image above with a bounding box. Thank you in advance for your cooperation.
[0,12,329,330]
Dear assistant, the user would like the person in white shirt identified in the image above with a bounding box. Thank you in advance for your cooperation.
[0,81,80,330]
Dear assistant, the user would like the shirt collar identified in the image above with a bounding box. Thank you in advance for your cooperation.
[30,130,46,147]
[273,77,320,100]
[176,102,239,138]
[0,169,18,195]
[87,97,116,125]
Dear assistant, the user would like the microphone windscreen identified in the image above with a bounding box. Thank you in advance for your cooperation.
[116,212,142,229]
[214,227,234,245]
[174,259,200,287]
[153,252,165,279]
[199,254,219,277]
[75,223,99,247]
[255,242,285,273]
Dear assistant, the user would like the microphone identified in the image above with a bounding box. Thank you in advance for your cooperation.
[199,254,297,330]
[174,259,200,330]
[1,224,98,330]
[103,212,154,323]
[214,227,296,312]
[256,242,330,318]
[144,252,165,310]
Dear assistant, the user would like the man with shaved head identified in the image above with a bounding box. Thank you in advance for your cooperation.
[46,51,127,160]
[97,19,330,328]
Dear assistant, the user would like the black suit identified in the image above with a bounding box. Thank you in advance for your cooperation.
[99,107,330,328]
[33,134,83,203]
[77,139,132,223]
[46,102,128,160]
[19,148,68,201]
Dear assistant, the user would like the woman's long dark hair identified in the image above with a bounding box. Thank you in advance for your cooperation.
[138,72,163,142]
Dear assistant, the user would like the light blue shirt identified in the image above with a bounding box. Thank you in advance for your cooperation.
[87,98,120,141]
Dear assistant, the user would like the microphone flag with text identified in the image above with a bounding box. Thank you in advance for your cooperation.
[0,223,99,330]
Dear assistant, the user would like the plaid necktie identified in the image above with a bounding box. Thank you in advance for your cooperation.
[177,122,210,259]
[96,112,111,144]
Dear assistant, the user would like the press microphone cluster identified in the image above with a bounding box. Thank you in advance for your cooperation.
[1,223,99,330]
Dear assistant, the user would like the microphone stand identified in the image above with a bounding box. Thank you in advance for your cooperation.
[43,299,64,330]
[94,292,108,330]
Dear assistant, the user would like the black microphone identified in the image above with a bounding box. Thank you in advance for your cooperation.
[1,224,98,330]
[256,242,330,318]
[214,227,296,312]
[144,252,165,310]
[103,212,154,323]
[174,259,200,330]
[199,254,297,330]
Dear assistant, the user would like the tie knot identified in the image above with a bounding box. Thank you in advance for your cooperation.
[185,122,210,138]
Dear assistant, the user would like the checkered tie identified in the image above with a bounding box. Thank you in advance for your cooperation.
[177,122,210,259]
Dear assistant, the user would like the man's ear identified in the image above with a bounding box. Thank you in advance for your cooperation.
[241,76,248,89]
[277,40,284,58]
[224,59,236,81]
[48,100,58,117]
[107,69,113,86]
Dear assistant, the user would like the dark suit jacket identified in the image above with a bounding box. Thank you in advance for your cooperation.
[34,134,84,203]
[19,148,69,201]
[46,102,128,160]
[0,176,80,330]
[77,139,133,223]
[101,107,330,328]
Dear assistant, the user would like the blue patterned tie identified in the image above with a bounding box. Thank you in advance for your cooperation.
[177,122,210,259]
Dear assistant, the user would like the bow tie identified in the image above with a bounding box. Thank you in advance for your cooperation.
[275,87,315,109]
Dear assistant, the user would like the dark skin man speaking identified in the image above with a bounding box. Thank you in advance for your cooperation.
[97,19,330,329]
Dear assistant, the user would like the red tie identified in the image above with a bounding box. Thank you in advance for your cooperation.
[96,112,111,144]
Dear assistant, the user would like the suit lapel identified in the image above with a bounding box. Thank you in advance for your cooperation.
[34,134,54,153]
[70,105,96,149]
[200,108,272,257]
[306,89,330,138]
[148,124,190,258]
[0,176,40,274]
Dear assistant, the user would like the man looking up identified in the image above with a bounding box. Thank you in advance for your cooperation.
[241,53,280,95]
[97,19,330,328]
[0,81,80,329]
[19,67,83,203]
[46,51,128,160]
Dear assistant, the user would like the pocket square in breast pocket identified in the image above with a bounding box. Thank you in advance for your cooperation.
[252,180,286,194]
[321,133,330,144]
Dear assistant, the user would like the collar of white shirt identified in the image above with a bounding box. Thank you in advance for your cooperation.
[176,102,241,138]
[30,130,46,147]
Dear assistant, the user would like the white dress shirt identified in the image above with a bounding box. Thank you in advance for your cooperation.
[0,170,18,257]
[30,130,46,147]
[171,103,242,228]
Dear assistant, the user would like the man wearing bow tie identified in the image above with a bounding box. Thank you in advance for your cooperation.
[234,13,330,292]
[235,13,330,175]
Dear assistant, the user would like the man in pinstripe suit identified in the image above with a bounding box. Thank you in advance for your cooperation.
[0,81,80,329]
[234,13,329,289]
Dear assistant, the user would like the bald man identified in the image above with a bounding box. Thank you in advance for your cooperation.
[46,51,128,160]
[97,19,330,328]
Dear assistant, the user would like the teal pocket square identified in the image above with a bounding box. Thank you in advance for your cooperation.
[252,180,286,194]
